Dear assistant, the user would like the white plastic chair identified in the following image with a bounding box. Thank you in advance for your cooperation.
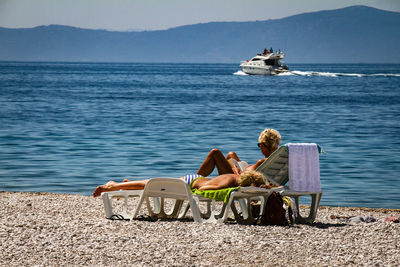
[190,143,323,224]
[256,143,323,223]
[132,177,204,222]
[101,177,205,222]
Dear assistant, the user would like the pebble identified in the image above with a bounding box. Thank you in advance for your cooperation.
[0,191,399,266]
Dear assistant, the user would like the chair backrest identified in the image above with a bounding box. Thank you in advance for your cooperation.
[256,146,289,186]
[256,143,322,190]
[143,178,192,200]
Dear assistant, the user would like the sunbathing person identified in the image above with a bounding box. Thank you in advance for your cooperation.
[93,170,266,197]
[196,128,281,177]
[93,128,280,197]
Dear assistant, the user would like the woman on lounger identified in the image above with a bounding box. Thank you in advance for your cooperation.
[93,128,280,197]
[195,128,281,177]
[93,170,266,197]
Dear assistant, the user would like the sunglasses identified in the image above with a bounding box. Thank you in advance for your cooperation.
[257,143,263,148]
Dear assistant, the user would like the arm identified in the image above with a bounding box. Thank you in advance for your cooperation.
[232,165,240,175]
[245,158,267,171]
[226,151,240,162]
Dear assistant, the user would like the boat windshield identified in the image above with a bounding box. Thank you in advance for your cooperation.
[264,59,277,66]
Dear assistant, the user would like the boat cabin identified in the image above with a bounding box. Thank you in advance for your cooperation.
[249,56,281,66]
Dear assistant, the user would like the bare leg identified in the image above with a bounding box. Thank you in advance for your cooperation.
[93,180,148,197]
[197,149,234,177]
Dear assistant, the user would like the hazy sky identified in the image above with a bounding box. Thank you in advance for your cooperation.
[1,0,399,31]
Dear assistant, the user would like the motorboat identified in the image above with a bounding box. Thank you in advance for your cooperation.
[240,51,289,75]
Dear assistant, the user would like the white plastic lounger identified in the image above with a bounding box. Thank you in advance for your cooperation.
[188,143,323,224]
[101,177,177,220]
[101,177,206,222]
[190,186,284,224]
[256,143,323,223]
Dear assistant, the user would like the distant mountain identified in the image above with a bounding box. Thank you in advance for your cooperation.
[0,5,399,63]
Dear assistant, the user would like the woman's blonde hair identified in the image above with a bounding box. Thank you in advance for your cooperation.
[238,170,266,187]
[258,128,281,155]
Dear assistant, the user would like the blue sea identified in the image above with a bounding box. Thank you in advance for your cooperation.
[1,62,399,209]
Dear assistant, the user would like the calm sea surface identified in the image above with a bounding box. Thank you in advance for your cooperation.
[1,62,399,208]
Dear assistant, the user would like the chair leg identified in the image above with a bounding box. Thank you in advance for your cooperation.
[238,198,249,219]
[293,193,322,224]
[121,195,129,218]
[183,197,218,221]
[203,200,218,222]
[221,197,236,223]
[145,197,167,218]
[200,201,212,219]
[308,192,322,222]
[188,197,203,223]
[178,202,190,219]
[133,193,147,219]
[102,193,114,218]
[154,197,163,215]
[236,195,270,225]
[139,197,187,220]
[221,196,259,224]
[166,199,184,218]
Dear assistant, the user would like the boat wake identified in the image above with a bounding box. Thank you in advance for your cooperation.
[234,69,400,77]
[279,71,400,77]
[233,70,248,75]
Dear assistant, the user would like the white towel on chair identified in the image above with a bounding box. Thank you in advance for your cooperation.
[288,143,321,192]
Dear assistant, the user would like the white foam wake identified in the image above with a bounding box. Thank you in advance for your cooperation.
[281,71,400,77]
[290,70,364,77]
[234,69,400,77]
[370,73,400,77]
[233,70,248,75]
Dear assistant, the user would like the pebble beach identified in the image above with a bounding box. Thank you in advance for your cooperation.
[1,191,399,266]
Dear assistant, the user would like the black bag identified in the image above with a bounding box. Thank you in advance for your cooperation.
[259,192,289,226]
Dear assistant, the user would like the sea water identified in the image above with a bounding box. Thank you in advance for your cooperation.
[0,62,399,209]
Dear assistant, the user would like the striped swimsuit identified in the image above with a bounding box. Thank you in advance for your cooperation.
[183,174,203,188]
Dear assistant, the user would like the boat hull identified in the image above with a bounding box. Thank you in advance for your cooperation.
[240,65,288,75]
[240,65,272,75]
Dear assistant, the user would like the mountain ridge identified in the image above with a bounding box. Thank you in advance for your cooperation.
[0,5,399,63]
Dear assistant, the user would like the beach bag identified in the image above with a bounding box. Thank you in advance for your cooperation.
[259,192,293,226]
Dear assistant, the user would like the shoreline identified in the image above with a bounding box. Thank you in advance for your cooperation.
[1,191,399,266]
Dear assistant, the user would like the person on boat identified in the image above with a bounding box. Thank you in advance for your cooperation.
[263,48,270,55]
[195,128,281,177]
[93,170,266,197]
[270,47,274,53]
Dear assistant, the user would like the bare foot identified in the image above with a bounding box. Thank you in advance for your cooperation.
[93,181,117,197]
